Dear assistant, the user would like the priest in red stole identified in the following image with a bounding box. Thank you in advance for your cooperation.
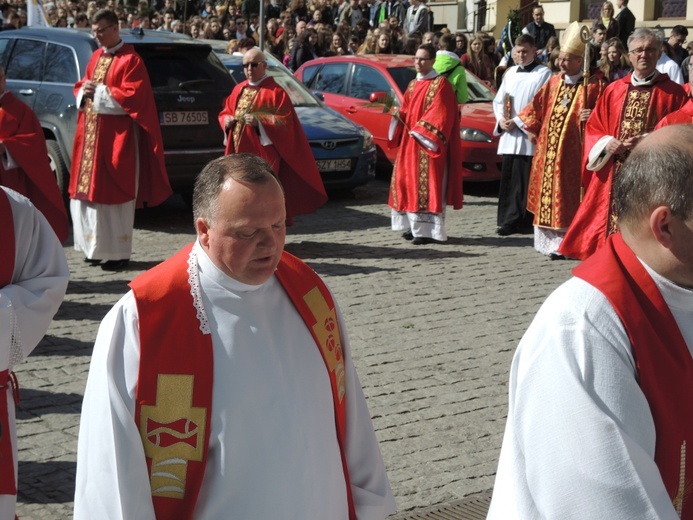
[488,124,693,520]
[519,22,606,257]
[0,68,68,243]
[218,48,327,222]
[559,27,686,260]
[388,43,463,246]
[69,9,172,271]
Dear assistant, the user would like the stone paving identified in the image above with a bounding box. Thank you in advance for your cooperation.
[13,179,579,519]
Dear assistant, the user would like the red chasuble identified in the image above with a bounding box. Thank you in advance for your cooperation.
[69,44,172,208]
[130,245,355,520]
[388,75,463,213]
[0,188,16,495]
[520,74,606,230]
[656,97,693,127]
[218,77,327,220]
[574,234,693,518]
[0,92,68,243]
[559,74,686,260]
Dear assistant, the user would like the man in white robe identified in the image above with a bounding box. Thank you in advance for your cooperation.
[74,154,396,520]
[0,187,69,519]
[488,125,693,519]
[493,34,551,236]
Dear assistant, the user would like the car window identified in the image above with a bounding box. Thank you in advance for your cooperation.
[465,72,495,102]
[314,62,348,94]
[301,64,320,87]
[267,67,320,107]
[44,43,79,84]
[6,39,45,82]
[386,66,416,95]
[0,39,11,69]
[135,44,231,93]
[350,64,394,101]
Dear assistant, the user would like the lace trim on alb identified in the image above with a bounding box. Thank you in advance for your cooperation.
[8,307,21,371]
[187,246,211,335]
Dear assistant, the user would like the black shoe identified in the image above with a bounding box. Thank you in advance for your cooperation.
[412,237,444,245]
[496,225,515,236]
[402,231,414,241]
[84,258,101,266]
[549,253,566,261]
[101,259,130,271]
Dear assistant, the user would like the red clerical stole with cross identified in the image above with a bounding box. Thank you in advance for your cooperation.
[131,244,355,519]
[574,233,693,518]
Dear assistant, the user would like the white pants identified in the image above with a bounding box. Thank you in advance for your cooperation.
[71,199,135,261]
[391,209,447,241]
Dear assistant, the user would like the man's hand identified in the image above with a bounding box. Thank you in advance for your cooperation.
[605,137,627,155]
[224,115,235,130]
[499,117,517,132]
[579,109,591,123]
[622,134,647,150]
[244,113,258,127]
[82,80,97,100]
[526,131,537,145]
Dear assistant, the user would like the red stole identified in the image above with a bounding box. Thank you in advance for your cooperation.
[0,188,16,494]
[574,233,693,517]
[131,244,355,520]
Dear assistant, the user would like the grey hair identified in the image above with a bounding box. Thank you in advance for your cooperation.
[615,125,693,227]
[627,27,663,51]
[192,154,281,226]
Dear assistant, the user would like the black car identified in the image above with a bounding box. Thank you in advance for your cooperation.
[0,27,234,197]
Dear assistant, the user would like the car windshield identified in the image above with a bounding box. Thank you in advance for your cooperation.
[387,63,495,103]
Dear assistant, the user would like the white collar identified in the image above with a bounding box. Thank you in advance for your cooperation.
[103,39,125,54]
[642,260,693,312]
[564,70,583,85]
[631,69,660,86]
[248,74,269,86]
[417,69,438,80]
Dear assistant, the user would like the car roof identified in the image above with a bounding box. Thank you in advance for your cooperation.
[5,26,213,48]
[305,54,415,68]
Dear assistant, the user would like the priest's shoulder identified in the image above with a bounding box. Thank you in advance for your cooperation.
[129,243,194,298]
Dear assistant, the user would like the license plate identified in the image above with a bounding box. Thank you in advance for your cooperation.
[159,111,209,126]
[316,159,351,172]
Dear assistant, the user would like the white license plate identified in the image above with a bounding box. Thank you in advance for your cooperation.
[316,159,351,172]
[159,111,209,126]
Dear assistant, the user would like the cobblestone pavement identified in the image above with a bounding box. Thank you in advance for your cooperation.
[14,179,579,519]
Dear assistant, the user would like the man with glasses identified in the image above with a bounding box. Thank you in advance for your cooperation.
[69,9,172,271]
[388,44,463,245]
[560,27,686,260]
[218,48,326,221]
[235,16,252,38]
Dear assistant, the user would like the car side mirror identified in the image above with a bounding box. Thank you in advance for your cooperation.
[312,91,324,101]
[369,91,388,103]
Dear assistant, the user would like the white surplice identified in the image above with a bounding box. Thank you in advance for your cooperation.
[488,263,693,519]
[74,241,396,520]
[0,187,69,520]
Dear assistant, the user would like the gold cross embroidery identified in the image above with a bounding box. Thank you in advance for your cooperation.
[139,374,206,499]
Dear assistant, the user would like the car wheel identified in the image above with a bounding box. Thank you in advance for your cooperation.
[47,140,69,198]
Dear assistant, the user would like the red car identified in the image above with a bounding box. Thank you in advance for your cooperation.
[295,54,501,182]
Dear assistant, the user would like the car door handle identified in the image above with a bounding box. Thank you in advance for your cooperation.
[19,89,35,96]
[346,106,358,114]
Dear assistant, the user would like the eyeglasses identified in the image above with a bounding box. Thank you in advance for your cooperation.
[92,24,114,35]
[237,21,247,25]
[629,46,658,56]
[243,61,265,68]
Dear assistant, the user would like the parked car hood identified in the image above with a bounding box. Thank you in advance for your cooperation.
[460,102,497,133]
[295,106,363,140]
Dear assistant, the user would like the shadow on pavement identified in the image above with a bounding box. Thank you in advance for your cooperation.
[18,460,76,504]
[286,241,480,262]
[16,389,83,418]
[33,336,93,357]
